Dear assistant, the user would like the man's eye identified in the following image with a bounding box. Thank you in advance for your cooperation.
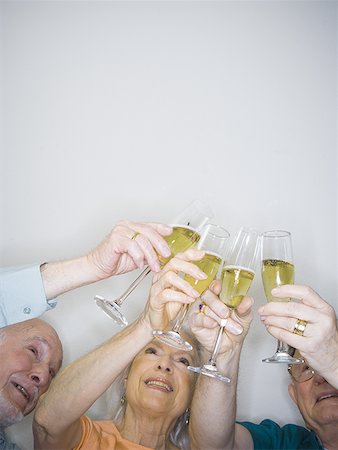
[145,347,157,355]
[29,347,38,356]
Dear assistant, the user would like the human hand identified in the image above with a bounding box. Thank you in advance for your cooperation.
[258,284,338,379]
[87,220,173,279]
[189,280,254,356]
[142,249,207,331]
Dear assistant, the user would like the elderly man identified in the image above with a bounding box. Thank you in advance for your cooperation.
[188,283,338,450]
[0,220,172,449]
[0,318,63,449]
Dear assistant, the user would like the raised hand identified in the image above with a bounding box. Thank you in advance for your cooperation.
[258,284,338,383]
[87,220,172,278]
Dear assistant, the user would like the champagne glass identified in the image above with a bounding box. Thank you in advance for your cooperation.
[261,230,303,364]
[95,200,213,327]
[153,224,230,351]
[188,227,260,383]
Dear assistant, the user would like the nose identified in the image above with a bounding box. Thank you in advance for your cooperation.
[156,356,172,373]
[30,363,51,390]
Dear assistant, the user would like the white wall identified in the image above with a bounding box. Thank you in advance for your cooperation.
[2,1,337,448]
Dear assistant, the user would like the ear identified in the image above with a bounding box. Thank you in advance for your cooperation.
[288,382,297,405]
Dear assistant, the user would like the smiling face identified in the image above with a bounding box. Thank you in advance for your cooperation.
[0,319,63,427]
[125,338,197,421]
[288,360,338,432]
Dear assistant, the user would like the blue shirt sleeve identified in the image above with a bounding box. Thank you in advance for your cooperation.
[0,264,57,327]
[240,419,323,450]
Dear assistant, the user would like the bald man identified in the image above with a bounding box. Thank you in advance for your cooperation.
[0,318,63,449]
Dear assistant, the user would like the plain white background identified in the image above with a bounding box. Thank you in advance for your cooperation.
[1,1,337,448]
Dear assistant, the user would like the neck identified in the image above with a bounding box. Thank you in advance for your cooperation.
[315,424,338,450]
[117,406,178,450]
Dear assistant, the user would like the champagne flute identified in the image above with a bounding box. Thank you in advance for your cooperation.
[188,227,260,383]
[95,200,213,327]
[153,224,230,351]
[261,230,303,364]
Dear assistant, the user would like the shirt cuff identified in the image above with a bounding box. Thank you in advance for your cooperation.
[0,264,57,327]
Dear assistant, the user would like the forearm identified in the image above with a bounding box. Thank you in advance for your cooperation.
[40,256,101,299]
[34,314,153,436]
[190,345,242,450]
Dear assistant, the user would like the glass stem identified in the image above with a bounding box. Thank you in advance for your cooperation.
[114,267,152,306]
[277,339,293,355]
[172,304,190,333]
[208,325,225,366]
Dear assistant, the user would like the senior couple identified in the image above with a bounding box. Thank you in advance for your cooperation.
[1,219,337,449]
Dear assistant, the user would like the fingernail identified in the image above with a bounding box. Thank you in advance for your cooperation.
[260,315,267,321]
[196,271,208,280]
[227,322,243,335]
[161,246,171,257]
[258,307,264,314]
[271,288,280,294]
[191,288,200,297]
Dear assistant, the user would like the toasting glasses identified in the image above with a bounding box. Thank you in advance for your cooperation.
[188,227,260,383]
[95,200,213,327]
[261,230,303,364]
[153,223,230,351]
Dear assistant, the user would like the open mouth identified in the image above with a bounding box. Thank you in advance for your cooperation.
[317,393,338,403]
[12,382,30,402]
[144,379,173,393]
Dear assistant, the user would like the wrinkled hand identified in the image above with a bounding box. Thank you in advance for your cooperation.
[258,284,338,379]
[142,249,207,331]
[87,220,172,278]
[190,280,254,356]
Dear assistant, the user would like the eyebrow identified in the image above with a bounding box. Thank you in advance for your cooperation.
[25,336,52,349]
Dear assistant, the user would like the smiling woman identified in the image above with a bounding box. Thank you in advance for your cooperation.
[33,249,205,450]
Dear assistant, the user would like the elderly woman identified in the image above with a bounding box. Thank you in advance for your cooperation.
[33,248,206,450]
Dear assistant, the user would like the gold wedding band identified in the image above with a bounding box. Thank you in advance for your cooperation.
[293,319,308,336]
[131,232,140,241]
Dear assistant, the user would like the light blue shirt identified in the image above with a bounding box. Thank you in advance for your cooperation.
[0,264,57,328]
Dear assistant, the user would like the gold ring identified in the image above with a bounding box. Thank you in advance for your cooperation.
[293,319,308,336]
[131,232,140,241]
[199,303,206,315]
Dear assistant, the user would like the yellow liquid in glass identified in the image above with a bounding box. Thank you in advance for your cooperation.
[160,225,200,266]
[184,252,222,295]
[220,266,255,309]
[262,259,294,302]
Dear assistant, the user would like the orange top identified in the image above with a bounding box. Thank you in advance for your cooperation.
[74,416,153,450]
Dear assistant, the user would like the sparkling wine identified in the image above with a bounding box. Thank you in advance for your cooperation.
[184,252,222,295]
[160,225,200,266]
[220,266,255,309]
[262,258,294,302]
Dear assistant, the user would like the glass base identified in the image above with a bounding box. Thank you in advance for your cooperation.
[94,295,128,327]
[152,330,193,351]
[187,364,231,383]
[262,351,304,364]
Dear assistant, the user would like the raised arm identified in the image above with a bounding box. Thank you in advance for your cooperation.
[189,281,254,450]
[33,248,205,450]
[258,284,338,388]
[41,220,172,299]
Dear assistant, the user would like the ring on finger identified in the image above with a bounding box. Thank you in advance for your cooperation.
[131,231,140,241]
[199,303,206,315]
[293,318,308,336]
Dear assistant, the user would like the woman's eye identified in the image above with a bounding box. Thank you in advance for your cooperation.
[145,347,157,355]
[178,357,190,366]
